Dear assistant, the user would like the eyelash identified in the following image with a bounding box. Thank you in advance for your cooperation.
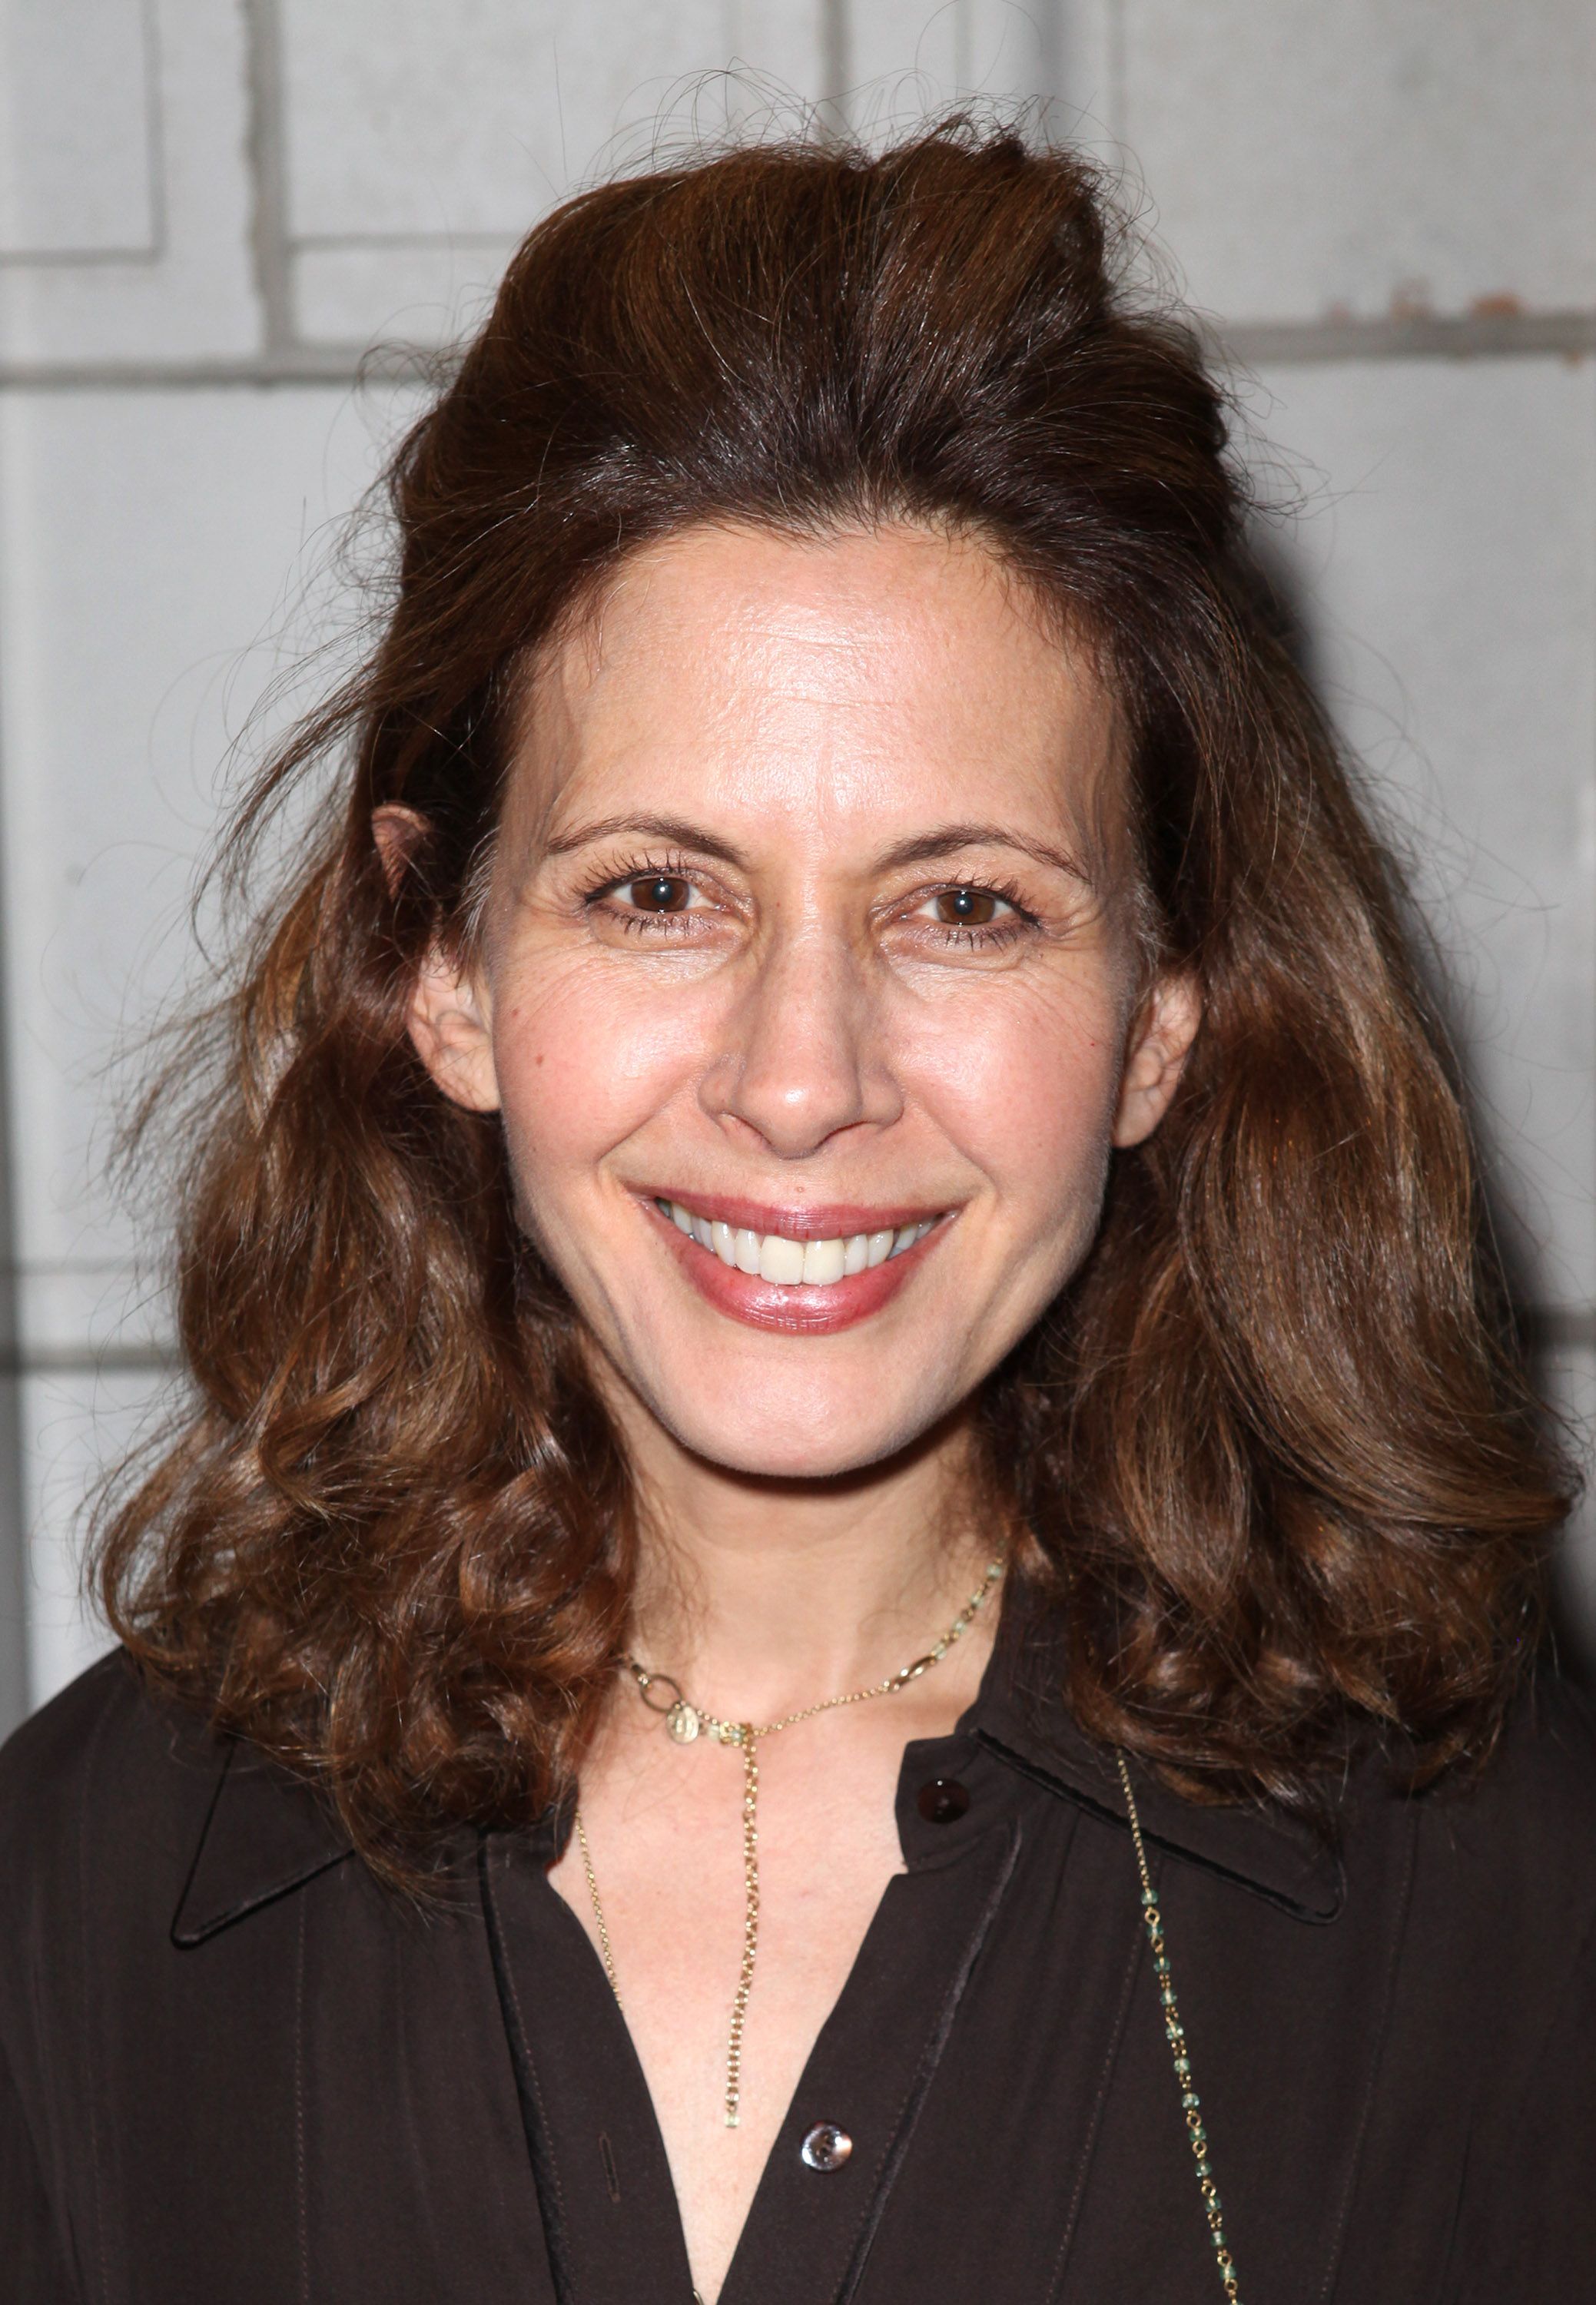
[924,875,1037,948]
[581,851,710,935]
[580,856,1039,947]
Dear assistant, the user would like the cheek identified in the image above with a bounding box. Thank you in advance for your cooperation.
[902,973,1126,1212]
[487,956,704,1182]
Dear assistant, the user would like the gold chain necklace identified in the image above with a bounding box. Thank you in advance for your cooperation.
[574,1559,1002,2129]
[573,1588,1243,2303]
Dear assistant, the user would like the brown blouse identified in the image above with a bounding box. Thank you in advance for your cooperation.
[2,1607,1594,2303]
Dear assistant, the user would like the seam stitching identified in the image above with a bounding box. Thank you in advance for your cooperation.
[78,1684,116,2305]
[478,1838,582,2305]
[1316,1803,1419,2302]
[834,1819,1024,2305]
[294,1895,310,2305]
[1044,1871,1148,2303]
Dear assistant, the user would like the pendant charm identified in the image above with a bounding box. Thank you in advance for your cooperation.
[666,1700,701,1743]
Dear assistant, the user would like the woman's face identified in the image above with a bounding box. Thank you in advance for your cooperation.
[404,522,1198,1478]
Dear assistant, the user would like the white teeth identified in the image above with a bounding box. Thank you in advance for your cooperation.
[801,1236,847,1285]
[662,1202,939,1288]
[758,1232,807,1285]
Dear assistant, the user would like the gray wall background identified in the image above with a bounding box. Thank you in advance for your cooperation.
[0,0,1591,1724]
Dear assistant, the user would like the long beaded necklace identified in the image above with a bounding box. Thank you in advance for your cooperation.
[573,1559,1003,2129]
[1116,1749,1242,2302]
[573,1584,1243,2303]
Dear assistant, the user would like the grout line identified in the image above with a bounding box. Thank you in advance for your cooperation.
[1035,0,1064,113]
[0,347,443,390]
[820,0,851,119]
[1107,0,1127,147]
[287,230,521,251]
[0,426,34,1724]
[242,0,295,356]
[1,1345,181,1378]
[0,247,161,272]
[1217,310,1596,365]
[1,309,1589,396]
[1524,1308,1596,1354]
[139,0,170,264]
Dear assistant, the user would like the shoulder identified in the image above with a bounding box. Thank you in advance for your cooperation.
[1421,1670,1596,1862]
[0,1653,227,1945]
[1497,1667,1596,1799]
[0,1647,222,1835]
[1385,1671,1596,1962]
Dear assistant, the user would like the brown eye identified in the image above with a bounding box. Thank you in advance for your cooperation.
[627,874,692,914]
[933,886,999,926]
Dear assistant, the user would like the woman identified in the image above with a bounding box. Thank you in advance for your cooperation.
[1,123,1591,2304]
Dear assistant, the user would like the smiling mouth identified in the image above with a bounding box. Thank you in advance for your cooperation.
[653,1198,939,1287]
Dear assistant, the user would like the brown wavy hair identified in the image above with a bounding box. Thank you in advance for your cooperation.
[98,120,1572,1869]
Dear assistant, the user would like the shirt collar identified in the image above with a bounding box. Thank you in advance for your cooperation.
[171,1735,353,1946]
[964,1581,1346,1924]
[170,1580,1345,1941]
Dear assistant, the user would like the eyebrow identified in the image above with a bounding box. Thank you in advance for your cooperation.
[874,824,1095,885]
[539,812,1093,884]
[541,813,751,868]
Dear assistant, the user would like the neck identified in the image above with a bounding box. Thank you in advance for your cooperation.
[616,1402,1000,1723]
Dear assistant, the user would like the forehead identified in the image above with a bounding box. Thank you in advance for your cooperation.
[509,520,1121,854]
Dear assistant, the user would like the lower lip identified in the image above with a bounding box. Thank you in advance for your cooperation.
[646,1202,944,1335]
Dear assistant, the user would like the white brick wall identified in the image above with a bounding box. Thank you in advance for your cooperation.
[1,0,1591,1717]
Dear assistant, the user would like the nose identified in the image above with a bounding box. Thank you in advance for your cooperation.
[701,924,901,1159]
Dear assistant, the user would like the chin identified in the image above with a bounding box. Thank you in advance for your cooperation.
[649,1378,951,1483]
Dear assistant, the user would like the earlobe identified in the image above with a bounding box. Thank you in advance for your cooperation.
[406,948,502,1115]
[1112,972,1202,1149]
[373,805,502,1114]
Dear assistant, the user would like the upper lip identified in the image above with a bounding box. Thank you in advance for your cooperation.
[642,1189,950,1239]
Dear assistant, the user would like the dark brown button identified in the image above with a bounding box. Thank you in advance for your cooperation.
[800,2122,853,2172]
[917,1777,971,1824]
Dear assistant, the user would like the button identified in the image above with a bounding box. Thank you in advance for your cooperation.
[917,1777,971,1824]
[800,2122,854,2172]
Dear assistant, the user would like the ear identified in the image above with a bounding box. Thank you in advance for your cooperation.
[406,945,500,1113]
[1112,970,1202,1149]
[373,805,501,1115]
[371,802,426,897]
